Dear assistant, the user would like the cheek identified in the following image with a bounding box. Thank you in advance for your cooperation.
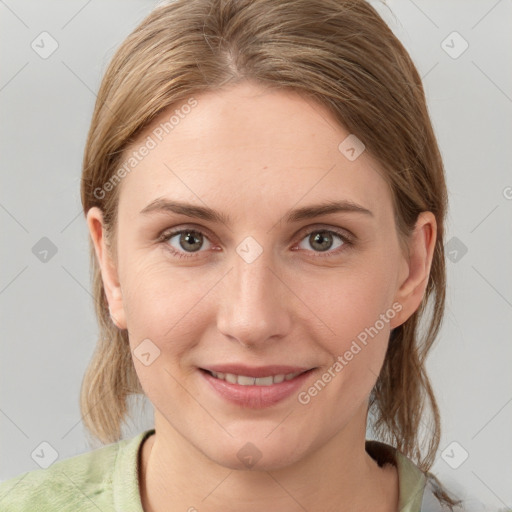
[120,262,208,400]
[305,308,392,419]
[120,257,215,354]
[296,258,396,397]
[297,261,397,342]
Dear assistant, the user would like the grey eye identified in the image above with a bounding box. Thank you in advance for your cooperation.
[168,230,211,253]
[298,231,344,252]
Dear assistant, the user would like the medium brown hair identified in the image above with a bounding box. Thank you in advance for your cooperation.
[80,0,457,506]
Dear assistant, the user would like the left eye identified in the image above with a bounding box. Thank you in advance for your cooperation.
[297,229,347,254]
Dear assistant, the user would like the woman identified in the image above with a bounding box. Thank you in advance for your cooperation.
[0,0,462,510]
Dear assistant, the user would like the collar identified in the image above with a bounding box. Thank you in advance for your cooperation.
[366,440,444,511]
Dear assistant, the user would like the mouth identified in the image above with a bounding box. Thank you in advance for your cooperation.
[200,368,311,386]
[198,366,317,408]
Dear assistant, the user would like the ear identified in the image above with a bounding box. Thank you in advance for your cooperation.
[389,211,437,330]
[86,207,127,330]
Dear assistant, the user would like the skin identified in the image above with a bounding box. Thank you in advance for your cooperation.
[87,80,436,512]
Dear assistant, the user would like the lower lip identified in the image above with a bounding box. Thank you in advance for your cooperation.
[199,368,315,408]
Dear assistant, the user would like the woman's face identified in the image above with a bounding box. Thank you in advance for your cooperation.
[88,80,434,470]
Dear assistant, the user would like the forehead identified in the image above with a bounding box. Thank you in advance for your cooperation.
[117,81,391,223]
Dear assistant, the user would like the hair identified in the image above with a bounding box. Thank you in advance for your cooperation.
[80,0,459,507]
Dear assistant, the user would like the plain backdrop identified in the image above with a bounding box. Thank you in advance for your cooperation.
[1,1,511,510]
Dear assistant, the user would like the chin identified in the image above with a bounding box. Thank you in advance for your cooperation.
[201,435,309,472]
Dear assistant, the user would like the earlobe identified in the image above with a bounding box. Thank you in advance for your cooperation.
[86,207,127,330]
[389,211,437,330]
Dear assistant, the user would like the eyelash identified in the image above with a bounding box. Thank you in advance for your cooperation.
[157,225,355,261]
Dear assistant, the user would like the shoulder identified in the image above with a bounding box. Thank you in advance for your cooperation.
[0,440,122,512]
[0,430,152,512]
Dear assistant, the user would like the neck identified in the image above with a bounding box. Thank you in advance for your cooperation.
[139,406,398,512]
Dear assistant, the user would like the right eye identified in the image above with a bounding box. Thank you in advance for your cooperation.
[159,228,214,259]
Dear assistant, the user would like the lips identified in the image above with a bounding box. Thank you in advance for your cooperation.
[198,364,316,408]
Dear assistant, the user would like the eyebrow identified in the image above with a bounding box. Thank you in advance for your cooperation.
[139,197,373,224]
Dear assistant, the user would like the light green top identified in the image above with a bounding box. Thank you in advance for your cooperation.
[0,429,443,511]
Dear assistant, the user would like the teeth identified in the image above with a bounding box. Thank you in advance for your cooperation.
[255,376,273,386]
[225,373,237,384]
[238,375,256,385]
[209,370,303,385]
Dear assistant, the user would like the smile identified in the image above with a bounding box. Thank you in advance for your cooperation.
[199,367,316,408]
[207,370,304,386]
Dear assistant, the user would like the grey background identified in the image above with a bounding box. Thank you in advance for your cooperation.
[1,1,511,510]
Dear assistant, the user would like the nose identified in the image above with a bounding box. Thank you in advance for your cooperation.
[216,244,293,349]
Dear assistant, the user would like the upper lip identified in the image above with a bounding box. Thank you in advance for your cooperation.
[201,364,314,378]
